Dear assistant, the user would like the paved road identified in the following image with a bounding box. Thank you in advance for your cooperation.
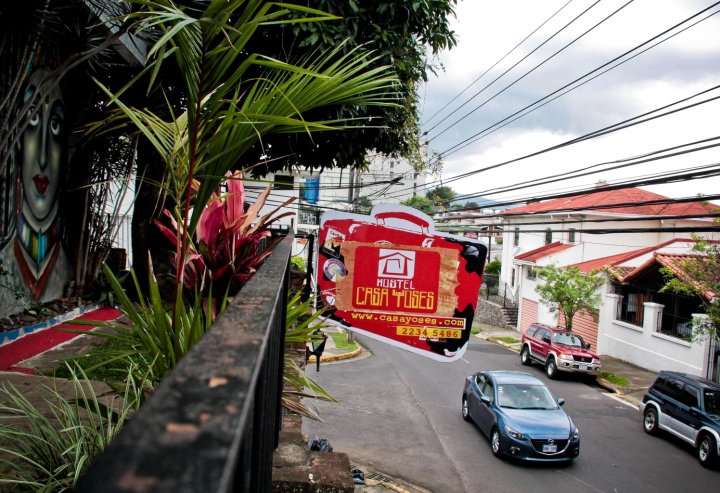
[303,335,720,493]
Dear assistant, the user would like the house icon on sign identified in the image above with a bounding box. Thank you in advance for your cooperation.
[378,249,416,279]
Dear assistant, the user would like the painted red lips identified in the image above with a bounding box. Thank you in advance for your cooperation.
[33,174,49,195]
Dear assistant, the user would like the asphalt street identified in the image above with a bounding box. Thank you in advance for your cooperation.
[303,335,720,493]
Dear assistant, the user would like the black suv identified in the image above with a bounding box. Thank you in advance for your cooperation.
[640,370,720,468]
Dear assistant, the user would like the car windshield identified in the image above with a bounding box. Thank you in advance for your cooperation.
[497,384,559,410]
[553,332,585,348]
[704,389,720,416]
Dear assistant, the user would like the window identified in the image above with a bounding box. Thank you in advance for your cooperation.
[704,389,720,414]
[679,386,699,408]
[527,267,536,280]
[665,378,686,403]
[537,329,551,343]
[545,228,552,245]
[483,380,495,403]
[273,174,294,190]
[568,228,576,243]
[514,227,520,246]
[511,268,516,287]
[476,374,486,388]
[526,326,538,338]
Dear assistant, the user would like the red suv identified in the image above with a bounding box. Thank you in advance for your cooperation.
[520,324,601,380]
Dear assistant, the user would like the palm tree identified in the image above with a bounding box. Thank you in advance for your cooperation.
[92,0,400,292]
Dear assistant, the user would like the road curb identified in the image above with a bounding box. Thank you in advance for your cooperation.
[483,335,521,353]
[307,346,363,363]
[595,379,641,407]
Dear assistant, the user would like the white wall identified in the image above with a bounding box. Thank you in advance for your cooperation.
[599,294,711,376]
[499,213,716,288]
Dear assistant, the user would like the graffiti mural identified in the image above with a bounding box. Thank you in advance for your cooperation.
[0,49,71,316]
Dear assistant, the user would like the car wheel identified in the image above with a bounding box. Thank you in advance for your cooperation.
[698,433,718,468]
[643,407,659,435]
[462,396,471,422]
[520,346,532,366]
[490,427,502,457]
[545,358,558,379]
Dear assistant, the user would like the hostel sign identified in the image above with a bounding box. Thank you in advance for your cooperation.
[317,205,487,362]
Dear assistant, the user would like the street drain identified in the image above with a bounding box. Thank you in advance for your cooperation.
[365,471,394,483]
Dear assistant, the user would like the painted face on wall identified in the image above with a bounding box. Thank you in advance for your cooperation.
[18,67,65,223]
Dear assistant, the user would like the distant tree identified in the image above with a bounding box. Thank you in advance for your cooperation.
[465,201,480,209]
[485,259,501,275]
[356,196,373,213]
[484,259,501,295]
[401,195,435,216]
[535,265,604,331]
[427,185,456,210]
[660,225,720,340]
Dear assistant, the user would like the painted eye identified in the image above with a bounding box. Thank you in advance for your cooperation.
[50,117,62,136]
[27,107,40,127]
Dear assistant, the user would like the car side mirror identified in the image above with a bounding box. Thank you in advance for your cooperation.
[481,395,491,406]
[584,343,592,350]
[557,398,565,406]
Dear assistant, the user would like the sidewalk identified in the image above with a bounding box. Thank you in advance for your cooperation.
[473,322,656,407]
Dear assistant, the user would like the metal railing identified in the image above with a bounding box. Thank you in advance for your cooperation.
[74,233,293,493]
[480,276,518,310]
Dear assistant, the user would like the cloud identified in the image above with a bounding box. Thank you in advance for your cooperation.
[421,0,720,202]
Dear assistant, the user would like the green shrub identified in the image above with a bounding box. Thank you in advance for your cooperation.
[290,256,306,272]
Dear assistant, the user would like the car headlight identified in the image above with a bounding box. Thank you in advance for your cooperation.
[505,425,526,440]
[558,353,573,361]
[570,428,580,442]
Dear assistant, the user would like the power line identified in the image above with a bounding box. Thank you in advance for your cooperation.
[422,0,577,127]
[426,0,614,138]
[437,7,720,159]
[434,2,720,157]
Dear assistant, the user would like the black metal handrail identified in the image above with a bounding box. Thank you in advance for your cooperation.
[74,233,293,493]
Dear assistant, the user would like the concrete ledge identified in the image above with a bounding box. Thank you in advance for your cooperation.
[273,414,355,492]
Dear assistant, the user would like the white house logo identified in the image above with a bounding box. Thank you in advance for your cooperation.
[378,249,415,279]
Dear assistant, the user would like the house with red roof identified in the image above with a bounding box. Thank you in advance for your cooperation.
[496,187,719,380]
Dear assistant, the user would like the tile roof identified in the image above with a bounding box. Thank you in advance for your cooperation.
[500,187,715,217]
[622,252,715,300]
[514,242,574,263]
[571,238,688,273]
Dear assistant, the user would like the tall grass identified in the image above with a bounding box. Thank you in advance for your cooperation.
[0,363,148,492]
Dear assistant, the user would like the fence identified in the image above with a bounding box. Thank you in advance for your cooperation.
[74,233,293,492]
[480,275,517,308]
[612,285,700,341]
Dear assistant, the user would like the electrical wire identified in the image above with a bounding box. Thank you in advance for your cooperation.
[437,7,720,159]
[427,0,629,139]
[422,0,577,127]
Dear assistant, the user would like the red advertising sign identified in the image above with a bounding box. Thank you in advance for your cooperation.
[317,205,487,362]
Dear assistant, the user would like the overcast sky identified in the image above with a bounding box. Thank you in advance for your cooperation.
[416,0,720,206]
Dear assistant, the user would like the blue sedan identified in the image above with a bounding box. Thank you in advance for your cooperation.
[461,370,580,461]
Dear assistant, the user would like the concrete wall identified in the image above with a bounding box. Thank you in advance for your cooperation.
[599,293,711,376]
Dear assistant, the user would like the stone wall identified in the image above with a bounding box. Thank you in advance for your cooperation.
[475,297,511,328]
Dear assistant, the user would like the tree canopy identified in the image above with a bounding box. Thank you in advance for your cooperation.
[400,195,435,216]
[243,0,459,175]
[427,185,456,211]
[661,227,720,340]
[535,265,605,331]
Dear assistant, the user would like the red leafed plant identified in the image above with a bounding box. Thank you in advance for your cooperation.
[155,172,296,304]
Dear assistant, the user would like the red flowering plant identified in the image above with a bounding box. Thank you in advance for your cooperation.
[155,171,296,311]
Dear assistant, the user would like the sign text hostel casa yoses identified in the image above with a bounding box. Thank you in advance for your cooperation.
[317,205,487,362]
